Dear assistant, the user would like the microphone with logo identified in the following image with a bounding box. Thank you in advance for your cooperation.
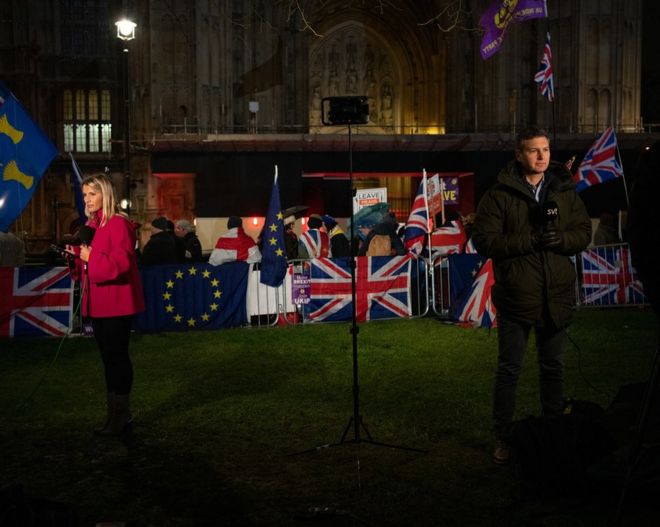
[540,201,562,249]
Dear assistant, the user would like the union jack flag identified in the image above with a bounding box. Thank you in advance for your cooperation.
[430,220,467,259]
[404,173,429,255]
[305,255,412,322]
[534,32,554,102]
[580,244,646,306]
[449,256,496,328]
[299,229,330,258]
[464,237,478,254]
[575,127,624,192]
[0,266,73,338]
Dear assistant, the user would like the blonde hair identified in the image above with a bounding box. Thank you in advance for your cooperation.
[81,174,125,226]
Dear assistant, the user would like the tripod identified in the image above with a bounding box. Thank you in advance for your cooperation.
[291,98,426,456]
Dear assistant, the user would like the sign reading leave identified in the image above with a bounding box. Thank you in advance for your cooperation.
[353,187,387,213]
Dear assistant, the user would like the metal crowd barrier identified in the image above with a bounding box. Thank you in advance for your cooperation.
[245,245,648,327]
[576,243,647,308]
[66,244,647,335]
[248,256,431,327]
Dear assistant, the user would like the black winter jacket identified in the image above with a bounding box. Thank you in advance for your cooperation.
[472,160,591,328]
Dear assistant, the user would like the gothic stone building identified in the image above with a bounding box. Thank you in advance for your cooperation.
[0,0,653,254]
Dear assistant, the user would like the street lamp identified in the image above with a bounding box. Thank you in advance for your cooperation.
[115,18,136,43]
[115,17,136,215]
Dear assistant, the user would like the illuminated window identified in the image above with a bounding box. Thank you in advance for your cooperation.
[63,89,112,153]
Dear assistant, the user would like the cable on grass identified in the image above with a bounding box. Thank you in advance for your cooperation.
[13,292,83,415]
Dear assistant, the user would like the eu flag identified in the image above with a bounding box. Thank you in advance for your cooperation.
[260,175,287,287]
[135,262,249,333]
[0,81,58,231]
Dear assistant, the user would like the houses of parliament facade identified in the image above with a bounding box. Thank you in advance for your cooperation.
[0,0,653,254]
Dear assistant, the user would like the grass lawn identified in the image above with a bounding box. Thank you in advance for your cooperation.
[0,308,658,526]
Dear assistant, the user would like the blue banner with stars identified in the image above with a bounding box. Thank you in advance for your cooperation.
[135,262,249,333]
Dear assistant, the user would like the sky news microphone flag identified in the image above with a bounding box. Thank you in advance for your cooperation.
[260,167,287,287]
[403,170,429,255]
[0,81,58,232]
[69,152,87,223]
[479,0,547,59]
[534,32,555,102]
[575,126,624,192]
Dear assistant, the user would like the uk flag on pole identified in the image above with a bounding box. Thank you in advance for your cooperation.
[580,245,646,305]
[403,173,429,255]
[575,127,624,192]
[0,266,73,338]
[430,220,467,259]
[534,32,555,102]
[305,255,412,322]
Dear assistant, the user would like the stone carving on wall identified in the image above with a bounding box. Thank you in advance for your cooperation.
[309,26,399,133]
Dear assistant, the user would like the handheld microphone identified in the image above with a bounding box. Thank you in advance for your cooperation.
[540,201,561,249]
[542,201,559,226]
[78,226,95,273]
[79,225,96,246]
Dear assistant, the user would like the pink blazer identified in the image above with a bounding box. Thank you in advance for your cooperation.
[73,213,145,318]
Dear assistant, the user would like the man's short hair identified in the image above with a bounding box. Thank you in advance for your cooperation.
[515,127,550,151]
[175,219,193,233]
[227,216,242,229]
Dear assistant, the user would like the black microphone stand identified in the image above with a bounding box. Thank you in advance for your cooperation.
[290,98,425,456]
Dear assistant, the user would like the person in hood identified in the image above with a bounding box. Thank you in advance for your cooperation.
[471,127,591,465]
[358,212,406,256]
[67,174,145,437]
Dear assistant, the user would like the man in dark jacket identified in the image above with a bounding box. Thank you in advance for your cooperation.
[141,216,178,266]
[472,127,591,465]
[174,219,203,262]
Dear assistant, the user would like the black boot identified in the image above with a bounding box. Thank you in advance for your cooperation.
[97,393,133,436]
[93,392,115,435]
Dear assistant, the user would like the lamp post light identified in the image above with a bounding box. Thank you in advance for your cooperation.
[115,17,136,215]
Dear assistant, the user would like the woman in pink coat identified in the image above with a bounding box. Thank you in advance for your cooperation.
[70,174,145,436]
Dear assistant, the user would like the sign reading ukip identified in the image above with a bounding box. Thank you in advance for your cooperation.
[0,81,58,231]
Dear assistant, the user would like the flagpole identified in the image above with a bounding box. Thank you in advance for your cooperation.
[551,100,556,145]
[440,178,445,225]
[548,28,556,144]
[614,133,630,208]
[274,164,278,185]
[422,169,431,251]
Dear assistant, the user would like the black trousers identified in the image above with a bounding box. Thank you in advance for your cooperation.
[493,313,566,440]
[91,315,134,395]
